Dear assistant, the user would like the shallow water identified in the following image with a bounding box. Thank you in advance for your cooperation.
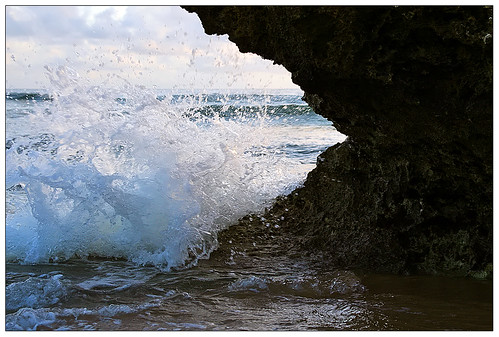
[6,253,493,331]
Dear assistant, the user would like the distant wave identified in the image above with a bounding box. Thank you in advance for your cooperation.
[6,91,306,107]
[161,93,306,106]
[6,92,53,101]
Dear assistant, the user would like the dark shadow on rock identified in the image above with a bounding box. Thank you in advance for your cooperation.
[183,6,493,277]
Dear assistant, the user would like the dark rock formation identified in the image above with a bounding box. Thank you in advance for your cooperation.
[183,6,493,276]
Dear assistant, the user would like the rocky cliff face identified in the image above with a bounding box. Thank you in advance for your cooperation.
[183,6,493,276]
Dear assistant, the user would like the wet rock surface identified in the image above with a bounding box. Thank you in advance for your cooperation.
[184,6,493,276]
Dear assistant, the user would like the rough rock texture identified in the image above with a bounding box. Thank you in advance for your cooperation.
[183,6,493,276]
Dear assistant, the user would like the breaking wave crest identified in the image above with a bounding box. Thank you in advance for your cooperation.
[6,67,313,270]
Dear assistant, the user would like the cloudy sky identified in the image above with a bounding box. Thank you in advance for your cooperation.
[5,6,300,90]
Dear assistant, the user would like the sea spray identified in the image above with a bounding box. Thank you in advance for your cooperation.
[5,66,310,269]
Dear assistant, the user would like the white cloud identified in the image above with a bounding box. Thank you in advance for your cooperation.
[6,6,299,90]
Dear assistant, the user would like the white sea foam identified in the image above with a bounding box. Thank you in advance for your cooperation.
[5,308,58,331]
[6,66,316,269]
[5,301,163,331]
[226,271,365,297]
[6,274,69,312]
[228,275,269,292]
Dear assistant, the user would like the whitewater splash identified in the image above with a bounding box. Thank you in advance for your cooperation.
[6,66,312,270]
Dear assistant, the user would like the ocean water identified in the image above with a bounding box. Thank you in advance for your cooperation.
[4,69,492,331]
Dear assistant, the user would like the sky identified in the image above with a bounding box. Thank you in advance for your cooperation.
[5,5,301,90]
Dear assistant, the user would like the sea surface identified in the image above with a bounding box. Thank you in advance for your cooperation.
[4,73,493,331]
